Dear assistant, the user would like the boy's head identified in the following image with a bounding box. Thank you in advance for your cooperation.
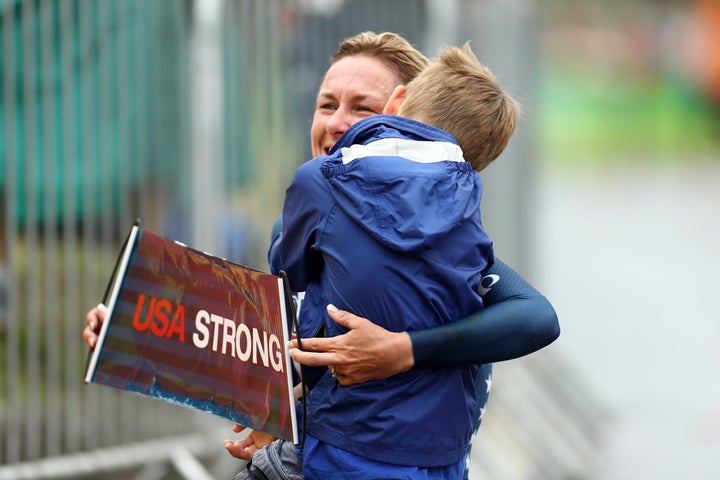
[384,43,520,172]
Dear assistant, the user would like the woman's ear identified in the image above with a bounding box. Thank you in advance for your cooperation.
[383,85,407,114]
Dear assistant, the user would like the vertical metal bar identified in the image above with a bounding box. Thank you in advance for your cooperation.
[220,3,233,205]
[175,0,191,248]
[132,0,149,444]
[110,0,132,446]
[116,0,131,235]
[39,0,61,457]
[79,0,100,451]
[2,0,21,465]
[22,0,42,460]
[59,0,83,455]
[95,0,119,448]
[216,1,230,262]
[127,0,142,233]
[135,0,158,440]
[190,0,223,254]
[268,0,280,178]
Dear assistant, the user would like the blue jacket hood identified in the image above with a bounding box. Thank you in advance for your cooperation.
[321,115,483,252]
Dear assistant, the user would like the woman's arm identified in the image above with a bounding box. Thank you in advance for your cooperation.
[288,257,560,384]
[410,257,560,368]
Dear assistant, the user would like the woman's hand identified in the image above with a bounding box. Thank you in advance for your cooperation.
[223,424,276,460]
[288,304,414,386]
[83,304,107,350]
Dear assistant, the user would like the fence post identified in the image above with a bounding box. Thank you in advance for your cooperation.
[189,0,224,254]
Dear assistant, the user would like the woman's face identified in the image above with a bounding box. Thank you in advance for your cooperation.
[310,55,401,157]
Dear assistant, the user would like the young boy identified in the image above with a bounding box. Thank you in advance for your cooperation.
[268,44,519,479]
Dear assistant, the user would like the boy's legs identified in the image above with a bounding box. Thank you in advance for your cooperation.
[230,439,304,480]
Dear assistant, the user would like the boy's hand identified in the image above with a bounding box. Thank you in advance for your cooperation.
[83,303,107,350]
[223,424,276,460]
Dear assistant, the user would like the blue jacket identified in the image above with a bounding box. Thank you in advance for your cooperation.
[269,115,493,467]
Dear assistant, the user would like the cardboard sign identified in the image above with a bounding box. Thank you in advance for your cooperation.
[85,224,298,443]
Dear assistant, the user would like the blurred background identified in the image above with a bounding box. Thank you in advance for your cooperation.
[1,0,718,479]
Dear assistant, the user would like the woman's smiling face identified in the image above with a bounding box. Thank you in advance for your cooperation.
[310,55,401,157]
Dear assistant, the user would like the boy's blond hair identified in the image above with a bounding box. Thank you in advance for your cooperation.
[400,44,520,172]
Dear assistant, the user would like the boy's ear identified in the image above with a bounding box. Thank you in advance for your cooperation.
[383,85,406,114]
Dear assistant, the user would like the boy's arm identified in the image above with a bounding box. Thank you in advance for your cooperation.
[410,257,560,368]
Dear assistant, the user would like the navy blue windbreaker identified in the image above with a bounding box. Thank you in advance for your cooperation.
[269,115,493,467]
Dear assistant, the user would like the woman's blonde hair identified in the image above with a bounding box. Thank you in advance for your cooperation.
[331,31,429,85]
[401,43,521,172]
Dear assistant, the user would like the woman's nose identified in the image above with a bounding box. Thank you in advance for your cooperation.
[326,108,351,136]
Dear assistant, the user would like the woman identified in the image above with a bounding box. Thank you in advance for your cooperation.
[84,32,559,479]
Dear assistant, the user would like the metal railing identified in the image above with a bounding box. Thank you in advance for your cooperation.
[1,0,201,467]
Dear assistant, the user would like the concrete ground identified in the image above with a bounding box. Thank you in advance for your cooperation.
[533,162,720,479]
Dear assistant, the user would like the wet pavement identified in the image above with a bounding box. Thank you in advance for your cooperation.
[534,163,720,479]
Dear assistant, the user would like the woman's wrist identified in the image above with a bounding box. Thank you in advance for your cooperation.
[393,331,415,373]
[407,328,440,369]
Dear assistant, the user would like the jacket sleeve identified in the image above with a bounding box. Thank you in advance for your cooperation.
[268,160,328,291]
[409,257,560,368]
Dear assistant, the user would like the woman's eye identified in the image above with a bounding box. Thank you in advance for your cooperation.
[318,103,336,111]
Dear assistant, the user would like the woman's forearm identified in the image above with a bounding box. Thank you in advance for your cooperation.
[410,258,560,369]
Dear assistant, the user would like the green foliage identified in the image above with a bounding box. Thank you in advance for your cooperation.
[538,65,720,166]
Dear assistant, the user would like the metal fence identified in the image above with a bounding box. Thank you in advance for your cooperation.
[1,0,604,478]
[1,0,204,468]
